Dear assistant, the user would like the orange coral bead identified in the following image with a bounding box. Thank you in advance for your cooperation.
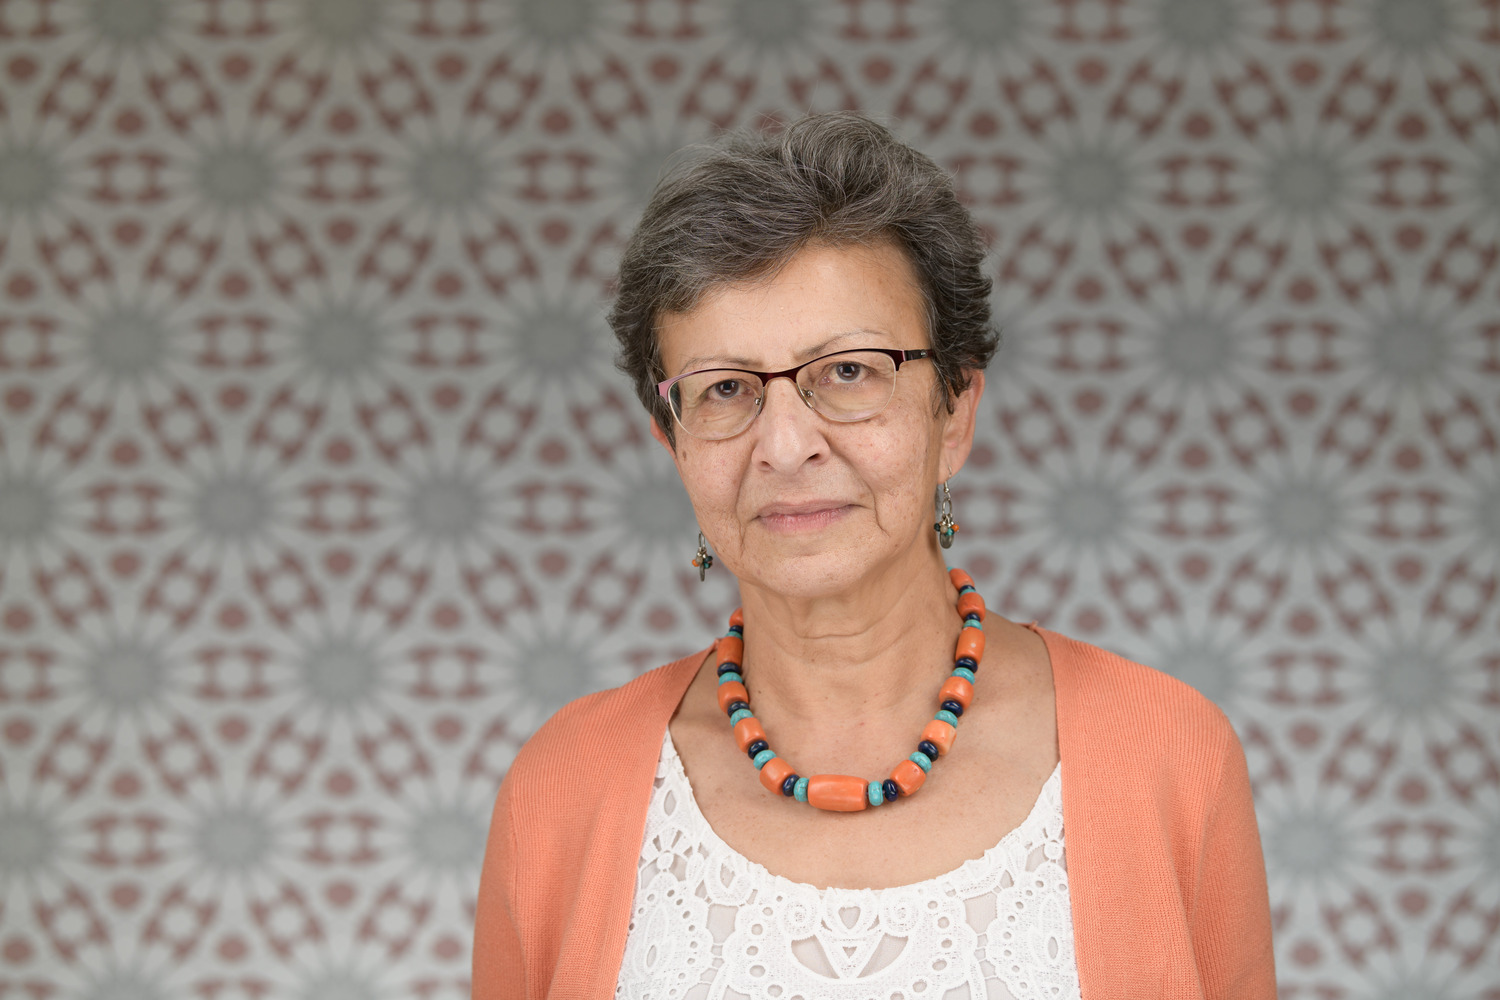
[921,719,957,756]
[948,568,974,591]
[939,675,974,710]
[957,592,985,620]
[759,756,795,794]
[729,608,744,628]
[955,628,985,664]
[807,774,869,812]
[717,634,744,666]
[717,680,749,714]
[733,717,767,753]
[891,759,927,796]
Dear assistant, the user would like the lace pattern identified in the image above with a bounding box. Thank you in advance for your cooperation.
[615,731,1081,1000]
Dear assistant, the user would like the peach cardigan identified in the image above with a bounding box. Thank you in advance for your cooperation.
[473,626,1277,998]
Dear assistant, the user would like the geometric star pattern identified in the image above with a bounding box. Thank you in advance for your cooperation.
[0,1,1496,996]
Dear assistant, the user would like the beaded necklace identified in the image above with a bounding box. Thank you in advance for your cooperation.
[714,567,986,812]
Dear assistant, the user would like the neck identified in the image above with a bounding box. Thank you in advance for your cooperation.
[735,546,962,730]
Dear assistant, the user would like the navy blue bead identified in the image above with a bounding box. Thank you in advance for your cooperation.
[781,774,799,797]
[918,740,940,759]
[964,612,982,622]
[941,699,964,717]
[955,656,977,671]
[716,662,740,676]
[727,625,743,637]
[746,740,768,758]
[883,779,900,802]
[727,700,749,716]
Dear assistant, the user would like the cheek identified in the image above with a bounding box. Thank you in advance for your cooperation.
[845,419,942,512]
[870,397,946,473]
[880,456,937,517]
[677,446,745,516]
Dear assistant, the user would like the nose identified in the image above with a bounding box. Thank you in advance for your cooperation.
[749,375,826,473]
[763,372,816,406]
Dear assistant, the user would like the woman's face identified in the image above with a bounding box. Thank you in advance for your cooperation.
[651,241,984,598]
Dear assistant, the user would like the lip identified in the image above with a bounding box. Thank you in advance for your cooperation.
[754,501,853,533]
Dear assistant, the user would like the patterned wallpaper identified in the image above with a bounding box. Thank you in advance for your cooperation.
[0,0,1497,996]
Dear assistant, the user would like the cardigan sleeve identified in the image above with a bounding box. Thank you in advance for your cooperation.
[473,770,526,1000]
[1192,724,1278,999]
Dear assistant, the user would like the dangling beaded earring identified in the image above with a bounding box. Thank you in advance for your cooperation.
[692,531,714,582]
[934,481,959,549]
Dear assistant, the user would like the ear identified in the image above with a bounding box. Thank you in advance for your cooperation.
[938,371,985,478]
[648,414,677,458]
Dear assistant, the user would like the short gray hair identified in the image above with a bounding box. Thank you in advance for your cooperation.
[608,112,999,444]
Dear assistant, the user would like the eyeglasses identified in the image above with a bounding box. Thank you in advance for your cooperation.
[656,348,933,441]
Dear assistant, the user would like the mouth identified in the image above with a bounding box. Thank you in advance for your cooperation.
[754,502,853,534]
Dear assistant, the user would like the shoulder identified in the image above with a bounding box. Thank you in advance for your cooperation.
[498,644,712,809]
[1038,626,1244,810]
[1040,626,1237,747]
[475,646,713,994]
[1039,629,1275,1000]
[1037,629,1274,995]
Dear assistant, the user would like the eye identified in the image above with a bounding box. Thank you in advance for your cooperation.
[693,377,756,405]
[832,362,866,382]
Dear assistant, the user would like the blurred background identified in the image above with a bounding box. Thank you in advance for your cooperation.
[0,0,1497,997]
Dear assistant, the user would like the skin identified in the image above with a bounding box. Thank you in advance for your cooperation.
[652,241,1059,890]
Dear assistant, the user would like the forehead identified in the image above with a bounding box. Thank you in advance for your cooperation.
[656,241,928,375]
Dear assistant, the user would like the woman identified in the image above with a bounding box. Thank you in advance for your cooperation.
[473,113,1275,999]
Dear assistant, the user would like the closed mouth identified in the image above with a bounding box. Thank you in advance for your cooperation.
[754,502,852,532]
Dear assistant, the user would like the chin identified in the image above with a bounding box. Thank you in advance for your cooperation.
[738,548,887,600]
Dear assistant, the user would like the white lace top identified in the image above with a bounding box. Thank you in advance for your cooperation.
[615,730,1082,1000]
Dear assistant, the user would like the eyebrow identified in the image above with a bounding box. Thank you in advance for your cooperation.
[673,329,890,375]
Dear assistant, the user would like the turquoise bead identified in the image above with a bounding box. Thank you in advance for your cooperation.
[794,776,809,802]
[867,780,884,806]
[962,619,983,630]
[717,671,743,685]
[935,709,959,727]
[952,666,976,683]
[729,708,754,726]
[753,749,776,769]
[910,751,933,772]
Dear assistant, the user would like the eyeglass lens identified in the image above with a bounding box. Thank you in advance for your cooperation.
[668,350,901,440]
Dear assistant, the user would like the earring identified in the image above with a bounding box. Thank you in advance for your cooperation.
[934,481,959,549]
[692,531,714,582]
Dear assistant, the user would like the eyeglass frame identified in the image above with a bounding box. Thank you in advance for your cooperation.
[655,347,934,440]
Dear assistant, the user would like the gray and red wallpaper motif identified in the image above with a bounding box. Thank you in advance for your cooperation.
[0,0,1497,996]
